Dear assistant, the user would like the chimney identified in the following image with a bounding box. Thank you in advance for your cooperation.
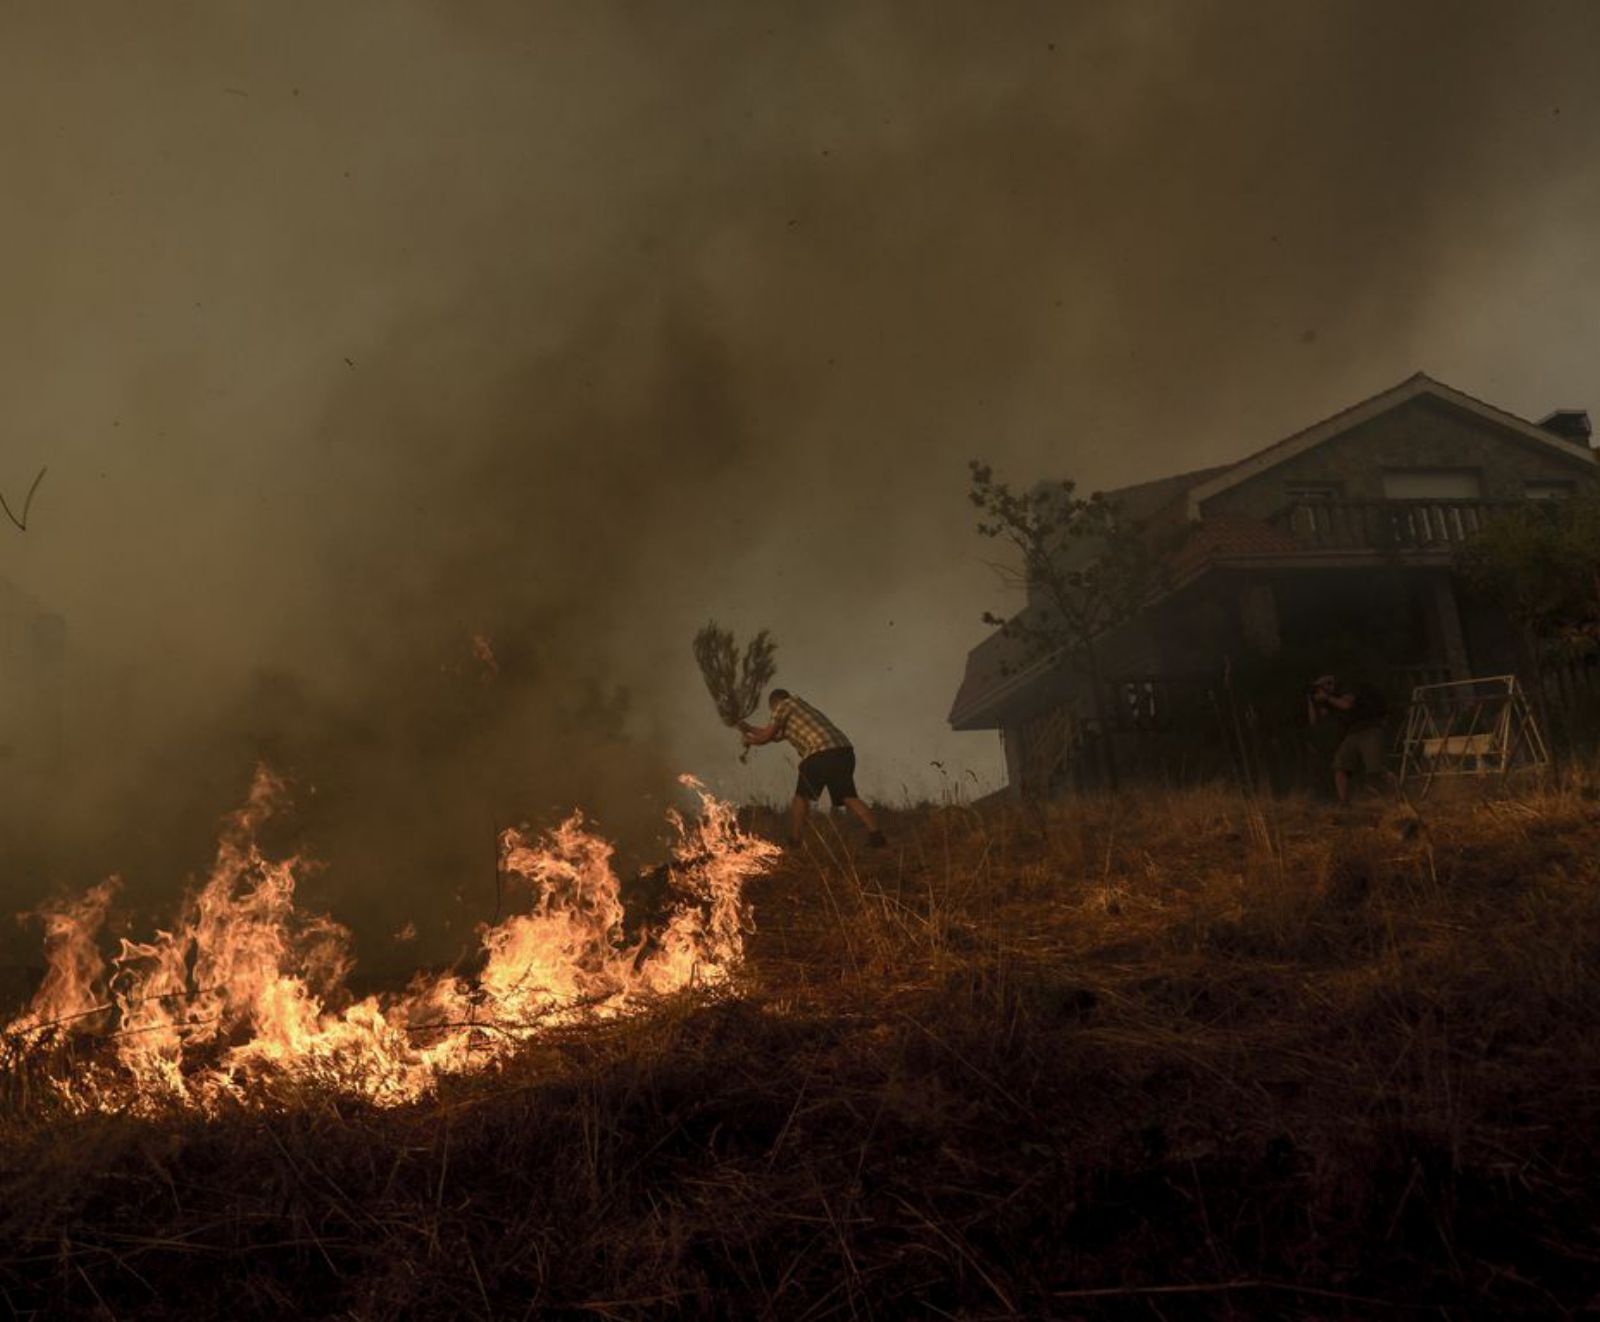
[1538,408,1594,448]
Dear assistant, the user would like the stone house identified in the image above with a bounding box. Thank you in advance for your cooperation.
[948,374,1600,795]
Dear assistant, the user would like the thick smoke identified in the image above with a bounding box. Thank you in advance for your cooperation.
[2,1,1599,966]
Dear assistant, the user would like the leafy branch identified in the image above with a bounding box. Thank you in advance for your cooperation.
[1456,491,1600,661]
[968,460,1167,663]
[692,622,778,763]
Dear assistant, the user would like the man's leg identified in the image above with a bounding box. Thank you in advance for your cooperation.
[787,794,810,846]
[830,748,885,845]
[851,801,888,847]
[851,793,889,845]
[1362,728,1395,799]
[1332,734,1358,805]
[842,796,879,834]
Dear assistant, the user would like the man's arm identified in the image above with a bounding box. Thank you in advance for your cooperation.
[744,698,791,746]
[1310,687,1356,724]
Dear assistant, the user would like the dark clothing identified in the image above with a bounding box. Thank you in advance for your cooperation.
[1338,682,1388,734]
[795,746,859,806]
[1334,725,1387,774]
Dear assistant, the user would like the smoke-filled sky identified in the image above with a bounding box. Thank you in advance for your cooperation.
[4,1,1600,957]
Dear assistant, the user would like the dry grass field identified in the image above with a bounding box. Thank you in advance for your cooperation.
[3,778,1600,1318]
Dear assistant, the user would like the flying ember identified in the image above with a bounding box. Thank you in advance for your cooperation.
[2,767,779,1112]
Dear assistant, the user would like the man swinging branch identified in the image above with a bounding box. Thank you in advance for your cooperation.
[741,689,886,849]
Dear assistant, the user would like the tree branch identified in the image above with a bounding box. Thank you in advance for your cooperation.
[0,465,47,532]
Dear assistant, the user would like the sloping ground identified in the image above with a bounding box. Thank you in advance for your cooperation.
[3,785,1599,1318]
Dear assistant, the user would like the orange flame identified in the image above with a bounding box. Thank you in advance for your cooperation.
[4,769,777,1111]
[8,877,121,1038]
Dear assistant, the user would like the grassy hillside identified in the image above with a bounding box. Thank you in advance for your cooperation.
[3,783,1599,1318]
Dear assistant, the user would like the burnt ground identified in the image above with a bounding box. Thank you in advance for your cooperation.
[2,784,1600,1318]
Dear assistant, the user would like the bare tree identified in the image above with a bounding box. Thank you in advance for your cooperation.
[969,461,1171,792]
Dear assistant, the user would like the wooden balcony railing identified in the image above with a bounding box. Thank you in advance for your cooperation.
[1271,499,1520,552]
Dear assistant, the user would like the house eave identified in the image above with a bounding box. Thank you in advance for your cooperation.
[947,645,1067,731]
[1200,548,1459,572]
[949,548,1468,729]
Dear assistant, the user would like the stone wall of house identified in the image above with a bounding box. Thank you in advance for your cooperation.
[1202,395,1599,521]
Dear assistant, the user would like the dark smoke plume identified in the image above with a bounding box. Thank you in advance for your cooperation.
[2,1,1598,965]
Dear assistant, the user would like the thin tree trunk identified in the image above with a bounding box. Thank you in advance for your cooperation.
[1084,641,1120,793]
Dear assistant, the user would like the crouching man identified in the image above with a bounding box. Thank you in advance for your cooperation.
[1308,673,1392,804]
[741,688,886,848]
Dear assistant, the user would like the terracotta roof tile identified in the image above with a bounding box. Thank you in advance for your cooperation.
[1167,513,1298,577]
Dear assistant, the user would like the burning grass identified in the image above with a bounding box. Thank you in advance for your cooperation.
[3,779,1600,1317]
[1,768,778,1112]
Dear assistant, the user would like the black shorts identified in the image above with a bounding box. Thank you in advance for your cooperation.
[795,746,858,806]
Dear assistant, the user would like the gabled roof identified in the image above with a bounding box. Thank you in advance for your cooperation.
[1184,373,1597,517]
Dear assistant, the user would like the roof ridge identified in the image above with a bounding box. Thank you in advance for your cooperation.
[1230,372,1432,468]
[1184,373,1595,516]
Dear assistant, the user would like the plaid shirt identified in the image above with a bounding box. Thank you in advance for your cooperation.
[770,695,851,759]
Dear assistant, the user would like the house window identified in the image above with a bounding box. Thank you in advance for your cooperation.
[1525,480,1574,500]
[1381,469,1483,500]
[1286,481,1343,501]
